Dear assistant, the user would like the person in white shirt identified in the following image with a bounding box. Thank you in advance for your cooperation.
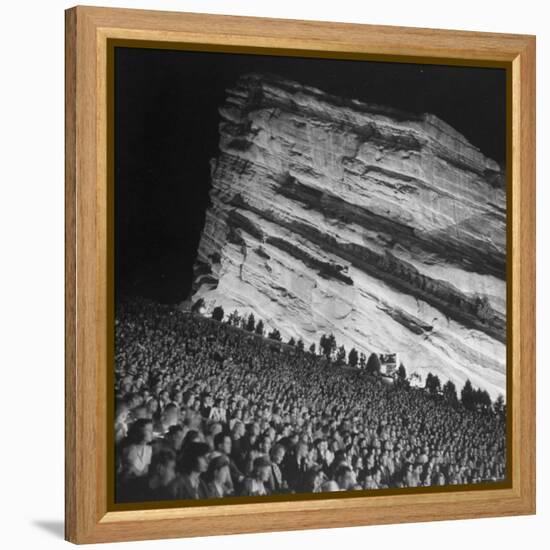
[241,456,272,496]
[120,418,154,478]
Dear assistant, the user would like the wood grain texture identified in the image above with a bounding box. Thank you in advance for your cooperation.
[64,7,77,543]
[517,36,536,509]
[65,5,536,544]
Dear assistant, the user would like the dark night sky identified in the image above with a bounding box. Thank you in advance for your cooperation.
[115,47,506,304]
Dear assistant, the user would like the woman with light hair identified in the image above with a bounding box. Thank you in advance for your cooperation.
[120,418,154,477]
[114,400,129,444]
[241,456,272,496]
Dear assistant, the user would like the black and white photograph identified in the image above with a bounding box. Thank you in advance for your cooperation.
[114,47,507,505]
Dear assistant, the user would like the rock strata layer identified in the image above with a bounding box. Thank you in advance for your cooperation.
[190,73,506,399]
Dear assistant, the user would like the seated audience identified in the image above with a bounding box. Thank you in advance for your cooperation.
[114,299,507,502]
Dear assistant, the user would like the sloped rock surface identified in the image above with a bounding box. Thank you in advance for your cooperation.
[190,73,506,399]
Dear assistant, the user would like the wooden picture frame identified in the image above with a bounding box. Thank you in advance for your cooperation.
[65,5,536,544]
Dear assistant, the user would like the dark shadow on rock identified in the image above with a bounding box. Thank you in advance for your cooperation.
[33,520,64,539]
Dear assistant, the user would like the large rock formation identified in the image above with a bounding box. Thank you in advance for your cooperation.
[189,73,506,399]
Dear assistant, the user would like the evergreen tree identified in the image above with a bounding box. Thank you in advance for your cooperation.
[425,373,441,395]
[268,328,282,341]
[211,306,224,322]
[246,313,256,332]
[365,353,381,375]
[475,389,492,411]
[442,380,458,405]
[309,343,316,355]
[255,319,264,336]
[493,394,505,416]
[473,388,482,408]
[348,348,359,368]
[297,339,305,351]
[432,374,441,394]
[396,363,407,384]
[228,310,241,327]
[319,333,336,359]
[461,379,475,409]
[359,352,367,369]
[288,337,296,346]
[425,372,433,391]
[336,345,346,365]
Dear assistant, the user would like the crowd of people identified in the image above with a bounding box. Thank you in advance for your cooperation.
[115,298,506,503]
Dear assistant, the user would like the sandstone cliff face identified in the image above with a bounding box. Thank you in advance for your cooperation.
[190,73,506,399]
